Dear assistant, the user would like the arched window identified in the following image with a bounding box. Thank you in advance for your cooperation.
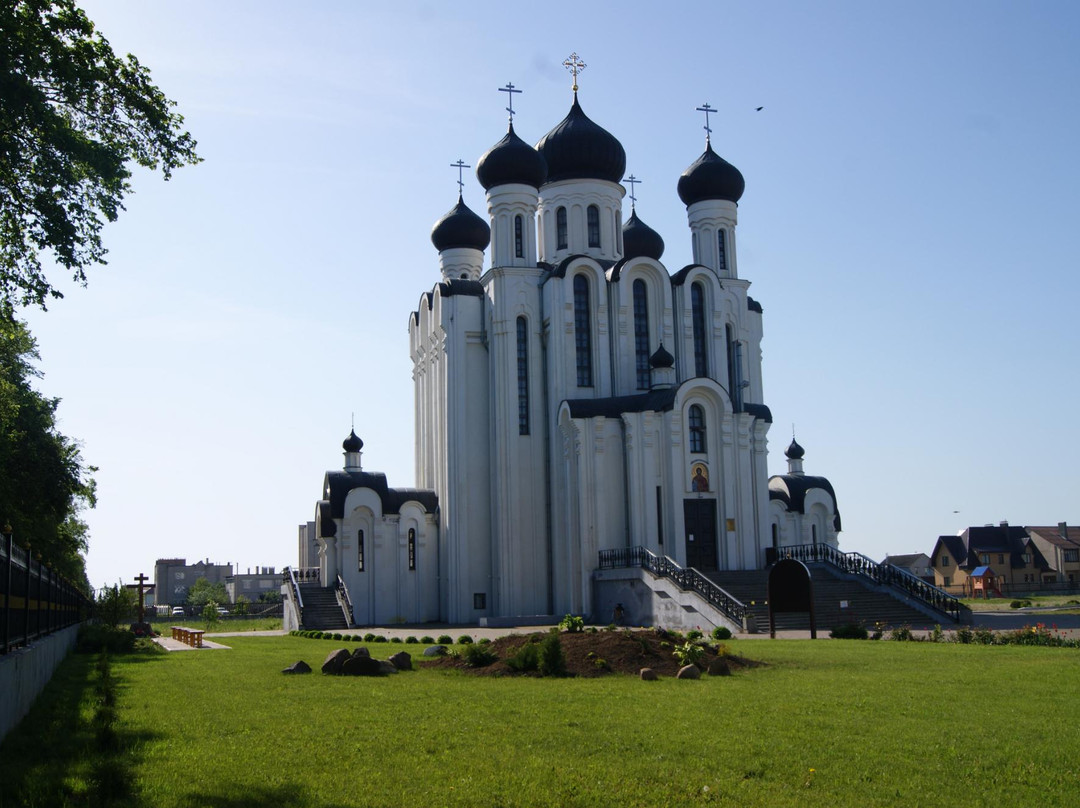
[357,529,365,572]
[717,229,728,273]
[688,404,706,453]
[633,279,650,390]
[727,324,743,410]
[514,214,524,258]
[811,524,818,545]
[516,316,529,435]
[771,523,779,549]
[408,528,416,570]
[556,207,568,250]
[691,282,708,377]
[573,275,592,387]
[587,205,601,248]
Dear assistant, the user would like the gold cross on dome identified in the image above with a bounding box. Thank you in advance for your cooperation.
[563,52,586,94]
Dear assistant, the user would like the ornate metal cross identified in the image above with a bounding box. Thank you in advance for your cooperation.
[563,52,586,93]
[696,102,716,143]
[450,159,470,194]
[499,81,521,122]
[623,174,641,208]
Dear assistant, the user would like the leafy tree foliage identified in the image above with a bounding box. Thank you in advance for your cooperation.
[0,307,95,587]
[95,582,134,628]
[0,0,200,308]
[186,577,228,611]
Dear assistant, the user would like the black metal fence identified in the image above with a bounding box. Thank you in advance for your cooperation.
[598,546,747,625]
[2,527,92,655]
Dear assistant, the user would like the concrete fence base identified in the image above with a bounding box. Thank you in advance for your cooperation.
[0,624,80,744]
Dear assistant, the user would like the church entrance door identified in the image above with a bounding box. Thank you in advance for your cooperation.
[683,499,718,571]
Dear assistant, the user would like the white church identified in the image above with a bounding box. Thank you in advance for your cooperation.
[302,64,841,627]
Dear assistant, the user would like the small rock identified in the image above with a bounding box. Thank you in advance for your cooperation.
[423,645,448,657]
[676,664,701,680]
[321,648,351,675]
[708,658,731,676]
[282,660,312,675]
[378,660,399,675]
[351,647,371,658]
[389,651,412,671]
[341,655,382,676]
[640,667,658,681]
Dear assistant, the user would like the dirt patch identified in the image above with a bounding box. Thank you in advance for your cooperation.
[421,629,765,678]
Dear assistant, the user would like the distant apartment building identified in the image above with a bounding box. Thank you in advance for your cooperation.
[226,567,280,603]
[154,558,232,606]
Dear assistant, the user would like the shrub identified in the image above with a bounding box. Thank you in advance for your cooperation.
[437,635,453,645]
[478,637,491,645]
[672,641,705,668]
[507,642,540,672]
[420,635,435,644]
[391,637,403,644]
[830,623,868,640]
[77,624,135,654]
[363,633,376,642]
[586,626,598,634]
[538,630,567,677]
[332,633,342,641]
[559,614,585,633]
[972,627,996,645]
[711,626,733,641]
[686,629,704,641]
[1010,599,1033,609]
[457,634,474,644]
[593,657,609,671]
[889,625,914,642]
[954,626,974,644]
[462,643,498,668]
[929,624,944,643]
[374,635,388,643]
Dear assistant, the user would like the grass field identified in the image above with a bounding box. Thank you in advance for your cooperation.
[2,634,1079,807]
[961,594,1080,613]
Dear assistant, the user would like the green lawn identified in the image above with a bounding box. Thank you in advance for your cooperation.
[2,635,1079,807]
[962,594,1080,612]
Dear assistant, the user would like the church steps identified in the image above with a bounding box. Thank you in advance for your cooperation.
[297,584,349,630]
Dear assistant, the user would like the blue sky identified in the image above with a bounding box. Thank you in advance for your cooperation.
[20,1,1080,589]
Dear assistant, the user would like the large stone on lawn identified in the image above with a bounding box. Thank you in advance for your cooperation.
[708,658,731,676]
[321,648,351,675]
[351,647,371,658]
[389,651,412,671]
[423,645,448,657]
[639,667,658,681]
[282,660,312,674]
[341,655,383,677]
[676,664,701,680]
[378,660,399,675]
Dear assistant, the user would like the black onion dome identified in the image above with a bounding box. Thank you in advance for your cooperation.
[430,195,491,252]
[785,438,805,460]
[536,97,626,184]
[649,343,674,369]
[343,430,363,452]
[677,142,745,206]
[476,123,548,190]
[622,209,665,261]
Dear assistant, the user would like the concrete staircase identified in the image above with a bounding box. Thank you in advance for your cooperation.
[704,565,954,632]
[298,584,348,630]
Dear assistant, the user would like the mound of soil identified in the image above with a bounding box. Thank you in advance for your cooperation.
[422,629,765,678]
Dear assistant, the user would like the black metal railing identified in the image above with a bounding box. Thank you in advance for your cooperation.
[2,527,92,655]
[773,543,968,623]
[282,567,304,626]
[335,574,354,628]
[598,546,747,625]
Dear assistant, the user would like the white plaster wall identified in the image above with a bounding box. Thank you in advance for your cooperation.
[0,624,79,744]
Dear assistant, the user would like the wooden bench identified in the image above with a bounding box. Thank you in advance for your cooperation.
[171,626,205,648]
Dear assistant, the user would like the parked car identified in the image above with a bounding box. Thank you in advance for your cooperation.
[171,606,185,617]
[216,607,228,617]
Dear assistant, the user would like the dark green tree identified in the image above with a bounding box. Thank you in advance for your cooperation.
[95,582,134,628]
[0,0,200,308]
[186,577,228,611]
[0,307,95,587]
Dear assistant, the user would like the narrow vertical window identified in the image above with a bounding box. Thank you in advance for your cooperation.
[408,528,416,571]
[717,229,728,273]
[357,529,365,572]
[573,275,592,387]
[517,316,529,435]
[811,524,818,545]
[691,282,708,377]
[656,486,664,546]
[633,279,650,390]
[514,214,524,258]
[689,404,706,453]
[726,324,742,411]
[556,207,568,249]
[587,204,600,248]
[771,523,779,549]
